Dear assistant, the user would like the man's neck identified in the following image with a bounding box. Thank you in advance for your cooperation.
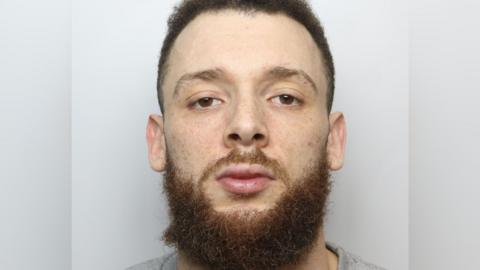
[176,231,338,270]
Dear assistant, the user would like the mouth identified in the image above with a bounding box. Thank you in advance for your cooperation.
[215,164,275,195]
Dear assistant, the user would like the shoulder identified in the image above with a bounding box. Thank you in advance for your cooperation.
[327,242,387,270]
[125,252,177,270]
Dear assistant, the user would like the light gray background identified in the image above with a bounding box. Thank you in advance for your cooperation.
[72,1,407,270]
[0,0,71,269]
[2,0,480,270]
[410,0,480,269]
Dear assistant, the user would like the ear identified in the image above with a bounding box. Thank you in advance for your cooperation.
[326,112,347,171]
[146,114,166,172]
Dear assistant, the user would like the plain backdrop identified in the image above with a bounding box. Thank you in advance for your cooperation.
[409,0,480,269]
[0,0,71,269]
[1,0,480,270]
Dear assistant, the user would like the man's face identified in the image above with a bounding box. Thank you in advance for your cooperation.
[155,11,341,212]
[147,10,346,269]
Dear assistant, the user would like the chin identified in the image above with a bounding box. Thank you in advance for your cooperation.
[213,202,274,214]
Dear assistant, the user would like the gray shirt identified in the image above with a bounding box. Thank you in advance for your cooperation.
[126,243,386,270]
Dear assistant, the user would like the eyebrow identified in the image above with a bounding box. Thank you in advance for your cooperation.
[172,66,318,97]
[173,68,226,97]
[265,66,318,93]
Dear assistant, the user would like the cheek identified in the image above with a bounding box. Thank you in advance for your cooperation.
[165,114,225,180]
[288,133,326,180]
[267,114,327,177]
[268,110,326,146]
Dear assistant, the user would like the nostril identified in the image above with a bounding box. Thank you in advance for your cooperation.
[253,133,265,141]
[228,133,241,141]
[226,133,266,145]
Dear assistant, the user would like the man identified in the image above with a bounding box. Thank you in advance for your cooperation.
[129,0,386,269]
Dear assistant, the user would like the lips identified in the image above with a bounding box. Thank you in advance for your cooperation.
[216,164,275,195]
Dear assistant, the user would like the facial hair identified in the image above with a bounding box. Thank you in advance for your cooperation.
[163,148,331,270]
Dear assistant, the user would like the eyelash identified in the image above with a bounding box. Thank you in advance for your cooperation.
[269,94,303,106]
[189,97,223,110]
[188,93,303,110]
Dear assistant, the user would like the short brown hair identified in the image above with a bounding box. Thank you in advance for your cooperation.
[157,0,335,113]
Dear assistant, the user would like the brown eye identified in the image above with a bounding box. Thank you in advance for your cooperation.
[192,97,222,109]
[279,95,295,105]
[271,94,301,106]
[198,97,214,107]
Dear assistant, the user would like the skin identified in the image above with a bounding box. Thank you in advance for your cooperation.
[146,10,346,270]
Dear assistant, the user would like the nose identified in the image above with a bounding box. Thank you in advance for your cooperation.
[223,100,269,149]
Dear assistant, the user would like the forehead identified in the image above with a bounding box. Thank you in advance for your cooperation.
[164,10,325,95]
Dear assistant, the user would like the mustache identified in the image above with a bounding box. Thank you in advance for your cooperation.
[198,148,290,186]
